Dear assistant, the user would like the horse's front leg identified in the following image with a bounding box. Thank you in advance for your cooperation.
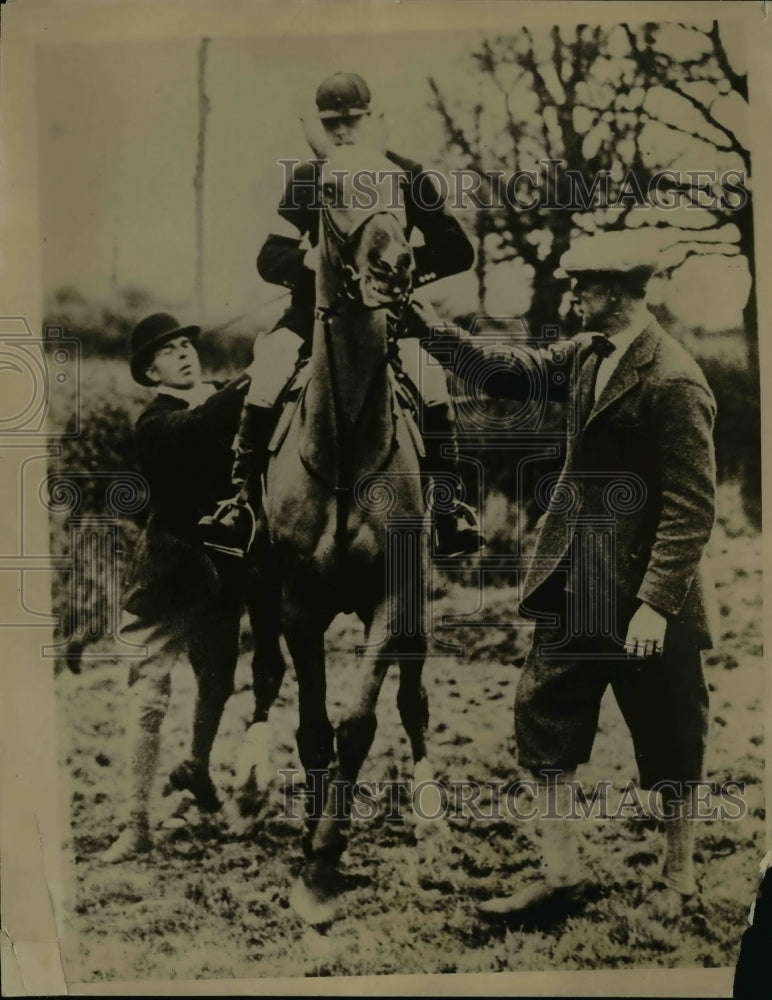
[396,643,460,884]
[394,642,450,831]
[290,605,394,925]
[281,603,337,878]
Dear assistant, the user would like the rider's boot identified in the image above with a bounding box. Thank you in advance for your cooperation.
[421,401,485,557]
[198,403,274,558]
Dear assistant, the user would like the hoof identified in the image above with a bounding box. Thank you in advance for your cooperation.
[289,876,339,926]
[236,786,269,820]
[413,759,447,820]
[222,796,260,838]
[168,761,221,813]
[234,723,273,816]
[53,640,85,677]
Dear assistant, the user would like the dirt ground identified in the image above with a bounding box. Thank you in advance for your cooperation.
[54,482,764,983]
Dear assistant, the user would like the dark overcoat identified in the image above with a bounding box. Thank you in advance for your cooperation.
[122,377,248,621]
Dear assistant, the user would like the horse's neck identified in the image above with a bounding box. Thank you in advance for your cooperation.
[300,278,394,491]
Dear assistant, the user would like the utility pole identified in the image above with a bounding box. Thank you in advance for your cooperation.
[193,37,211,320]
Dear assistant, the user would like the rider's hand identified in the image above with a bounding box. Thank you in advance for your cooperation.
[409,298,463,340]
[409,298,443,328]
[624,602,667,659]
[304,245,320,274]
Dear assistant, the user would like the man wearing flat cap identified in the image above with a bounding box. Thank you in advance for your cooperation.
[426,230,718,922]
[200,70,484,559]
[101,314,261,861]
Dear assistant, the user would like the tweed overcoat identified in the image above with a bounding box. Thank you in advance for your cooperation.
[446,318,718,648]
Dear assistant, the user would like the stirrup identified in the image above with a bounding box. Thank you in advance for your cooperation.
[199,498,257,558]
[454,499,481,525]
[433,501,486,557]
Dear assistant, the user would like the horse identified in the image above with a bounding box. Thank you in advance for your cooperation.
[254,136,444,924]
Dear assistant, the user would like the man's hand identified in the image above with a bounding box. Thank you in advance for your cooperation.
[624,602,667,658]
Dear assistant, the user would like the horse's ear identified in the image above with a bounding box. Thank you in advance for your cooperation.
[300,116,330,160]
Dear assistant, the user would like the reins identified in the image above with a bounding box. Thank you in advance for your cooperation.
[306,208,412,546]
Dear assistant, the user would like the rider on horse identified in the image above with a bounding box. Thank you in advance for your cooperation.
[199,72,484,558]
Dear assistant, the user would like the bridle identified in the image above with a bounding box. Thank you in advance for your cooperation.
[307,198,413,529]
[319,200,412,312]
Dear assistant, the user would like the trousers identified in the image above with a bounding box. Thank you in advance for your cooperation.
[514,614,709,789]
[245,329,449,409]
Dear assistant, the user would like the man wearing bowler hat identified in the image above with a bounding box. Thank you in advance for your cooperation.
[101,313,257,862]
[200,70,484,559]
[424,230,718,922]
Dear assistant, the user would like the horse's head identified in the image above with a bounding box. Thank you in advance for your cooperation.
[296,132,415,470]
[314,143,414,309]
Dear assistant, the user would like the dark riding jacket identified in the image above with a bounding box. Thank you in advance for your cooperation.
[122,377,248,620]
[257,151,474,340]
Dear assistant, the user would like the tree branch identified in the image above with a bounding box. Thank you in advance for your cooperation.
[647,102,748,172]
[660,79,746,161]
[427,75,478,162]
[709,19,747,99]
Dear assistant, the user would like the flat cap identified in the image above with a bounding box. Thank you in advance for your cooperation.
[557,229,659,279]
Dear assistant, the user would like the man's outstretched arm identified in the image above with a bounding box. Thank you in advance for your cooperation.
[420,323,575,402]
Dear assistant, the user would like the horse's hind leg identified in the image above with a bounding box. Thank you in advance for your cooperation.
[396,659,429,766]
[234,566,288,816]
[169,597,242,813]
[397,658,459,885]
[245,557,287,724]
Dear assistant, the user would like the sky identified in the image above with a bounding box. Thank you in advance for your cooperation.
[35,21,751,333]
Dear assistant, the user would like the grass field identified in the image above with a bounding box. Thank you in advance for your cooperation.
[52,477,764,983]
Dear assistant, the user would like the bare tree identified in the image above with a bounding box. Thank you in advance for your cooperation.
[430,20,758,522]
[430,25,641,334]
[429,21,751,336]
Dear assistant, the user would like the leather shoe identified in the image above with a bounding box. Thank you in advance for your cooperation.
[478,878,589,924]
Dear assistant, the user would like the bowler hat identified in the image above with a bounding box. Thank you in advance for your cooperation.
[130,313,200,386]
[316,72,371,119]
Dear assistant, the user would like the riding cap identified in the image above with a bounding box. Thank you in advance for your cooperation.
[130,312,200,386]
[316,72,371,119]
